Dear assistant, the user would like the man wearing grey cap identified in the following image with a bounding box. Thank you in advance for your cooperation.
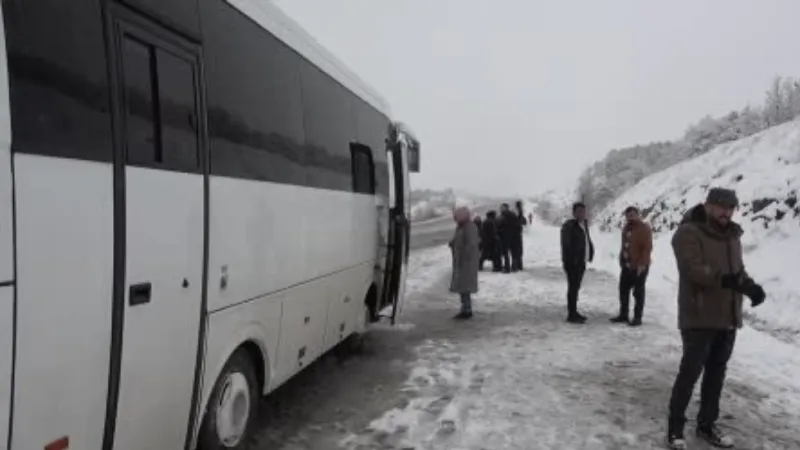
[666,188,766,449]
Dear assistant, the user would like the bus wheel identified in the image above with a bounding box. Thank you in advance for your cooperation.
[199,350,259,449]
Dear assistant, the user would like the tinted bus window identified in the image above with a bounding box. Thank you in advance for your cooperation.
[4,0,113,161]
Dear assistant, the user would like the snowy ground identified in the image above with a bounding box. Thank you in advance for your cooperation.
[250,224,800,450]
[594,119,800,344]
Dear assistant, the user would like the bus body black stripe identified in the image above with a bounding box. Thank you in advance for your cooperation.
[6,127,20,450]
[101,2,127,449]
[184,41,210,450]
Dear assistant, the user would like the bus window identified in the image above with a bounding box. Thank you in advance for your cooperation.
[350,143,375,194]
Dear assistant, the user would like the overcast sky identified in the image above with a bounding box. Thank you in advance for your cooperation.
[273,0,800,197]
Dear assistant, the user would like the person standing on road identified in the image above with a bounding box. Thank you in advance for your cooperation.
[560,202,594,324]
[610,206,653,327]
[480,210,502,272]
[666,188,766,450]
[497,203,520,273]
[513,200,527,270]
[449,206,480,319]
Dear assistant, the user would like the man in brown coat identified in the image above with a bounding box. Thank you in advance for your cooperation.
[666,188,766,450]
[611,206,653,326]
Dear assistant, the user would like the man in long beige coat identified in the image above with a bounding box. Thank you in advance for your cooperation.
[666,188,766,450]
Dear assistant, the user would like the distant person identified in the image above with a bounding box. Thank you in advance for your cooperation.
[610,206,653,327]
[528,212,534,226]
[497,203,520,273]
[666,188,766,450]
[513,200,526,270]
[480,210,502,272]
[448,206,480,319]
[560,202,594,324]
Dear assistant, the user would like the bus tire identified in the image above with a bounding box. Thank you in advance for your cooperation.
[198,349,260,450]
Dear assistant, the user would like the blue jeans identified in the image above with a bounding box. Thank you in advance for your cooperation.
[460,292,472,313]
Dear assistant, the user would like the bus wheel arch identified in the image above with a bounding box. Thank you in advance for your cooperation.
[197,340,267,450]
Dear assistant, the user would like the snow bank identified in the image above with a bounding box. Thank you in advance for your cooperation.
[593,119,800,343]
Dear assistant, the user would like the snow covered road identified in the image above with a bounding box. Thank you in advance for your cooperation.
[343,225,800,450]
[252,224,800,450]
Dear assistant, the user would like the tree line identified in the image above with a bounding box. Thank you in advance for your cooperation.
[576,75,800,217]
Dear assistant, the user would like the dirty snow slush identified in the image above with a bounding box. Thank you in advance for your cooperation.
[249,226,800,450]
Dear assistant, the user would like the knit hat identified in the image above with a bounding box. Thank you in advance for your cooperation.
[706,188,739,208]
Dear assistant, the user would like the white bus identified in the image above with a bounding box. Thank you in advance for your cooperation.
[0,0,420,449]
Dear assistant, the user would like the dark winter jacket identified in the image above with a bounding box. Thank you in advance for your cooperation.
[480,218,499,250]
[672,204,751,330]
[498,210,521,243]
[516,206,528,226]
[560,219,594,269]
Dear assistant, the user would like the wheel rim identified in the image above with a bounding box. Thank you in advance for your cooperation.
[215,371,251,447]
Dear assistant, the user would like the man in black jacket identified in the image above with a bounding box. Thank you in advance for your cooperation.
[560,202,594,324]
[498,203,521,273]
[479,210,502,271]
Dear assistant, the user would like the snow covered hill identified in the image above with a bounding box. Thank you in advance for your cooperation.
[593,119,800,343]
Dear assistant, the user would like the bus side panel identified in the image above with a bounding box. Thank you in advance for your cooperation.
[204,177,377,382]
[206,179,377,313]
[12,155,113,450]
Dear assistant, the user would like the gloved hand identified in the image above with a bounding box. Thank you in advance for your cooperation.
[720,273,743,290]
[743,283,766,307]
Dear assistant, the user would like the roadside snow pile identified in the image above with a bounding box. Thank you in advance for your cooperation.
[593,119,800,343]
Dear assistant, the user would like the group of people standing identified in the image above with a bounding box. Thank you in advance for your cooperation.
[447,200,530,319]
[474,200,531,273]
[559,202,653,326]
[448,188,768,449]
[559,189,767,450]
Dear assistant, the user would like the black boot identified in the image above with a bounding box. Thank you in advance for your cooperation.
[696,424,734,448]
[566,314,586,324]
[629,317,642,327]
[609,314,629,323]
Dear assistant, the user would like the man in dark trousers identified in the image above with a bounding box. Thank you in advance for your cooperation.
[497,203,520,273]
[666,188,766,450]
[560,202,594,324]
[610,206,653,327]
[479,210,501,271]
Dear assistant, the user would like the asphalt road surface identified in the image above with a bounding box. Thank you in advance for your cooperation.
[409,204,493,250]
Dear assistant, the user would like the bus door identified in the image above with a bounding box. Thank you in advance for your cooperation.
[382,123,419,324]
[0,7,13,447]
[106,6,207,450]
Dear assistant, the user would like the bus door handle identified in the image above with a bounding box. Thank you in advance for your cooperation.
[129,282,152,306]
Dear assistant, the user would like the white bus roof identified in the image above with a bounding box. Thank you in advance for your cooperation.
[228,0,392,117]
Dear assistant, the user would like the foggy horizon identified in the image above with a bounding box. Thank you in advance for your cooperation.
[274,0,800,198]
